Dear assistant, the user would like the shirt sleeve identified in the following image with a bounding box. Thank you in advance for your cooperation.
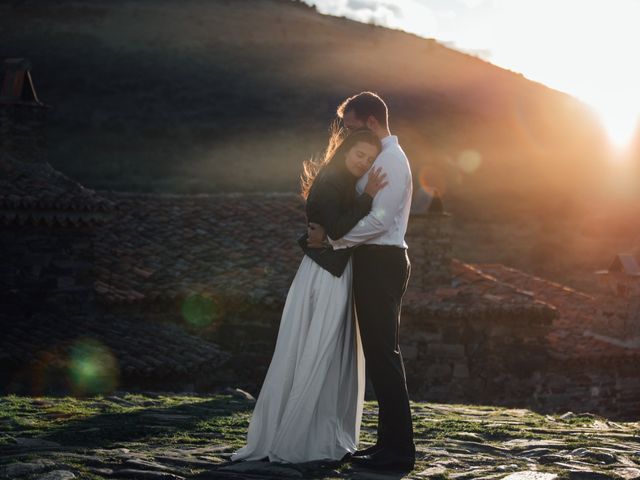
[329,151,408,249]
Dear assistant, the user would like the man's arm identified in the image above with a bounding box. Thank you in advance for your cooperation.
[329,151,408,249]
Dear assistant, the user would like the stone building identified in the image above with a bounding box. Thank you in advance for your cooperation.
[2,58,639,418]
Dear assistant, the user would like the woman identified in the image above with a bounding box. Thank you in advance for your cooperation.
[231,128,387,464]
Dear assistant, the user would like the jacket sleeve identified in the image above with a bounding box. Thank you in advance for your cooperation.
[313,179,373,241]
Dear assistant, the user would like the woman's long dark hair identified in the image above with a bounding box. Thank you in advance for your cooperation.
[300,124,381,199]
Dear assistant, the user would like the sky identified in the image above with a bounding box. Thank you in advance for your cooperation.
[302,0,640,148]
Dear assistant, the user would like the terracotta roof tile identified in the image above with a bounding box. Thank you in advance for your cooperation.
[473,263,640,364]
[403,259,556,322]
[94,192,556,322]
[95,191,306,306]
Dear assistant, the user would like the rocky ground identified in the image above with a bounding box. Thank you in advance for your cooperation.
[1,391,639,480]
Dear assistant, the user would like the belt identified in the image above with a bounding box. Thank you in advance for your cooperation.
[358,244,405,251]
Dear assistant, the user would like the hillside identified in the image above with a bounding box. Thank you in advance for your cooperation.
[0,0,610,199]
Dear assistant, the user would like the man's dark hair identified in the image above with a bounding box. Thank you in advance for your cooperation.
[337,91,389,129]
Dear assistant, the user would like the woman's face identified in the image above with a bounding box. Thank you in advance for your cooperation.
[344,141,379,178]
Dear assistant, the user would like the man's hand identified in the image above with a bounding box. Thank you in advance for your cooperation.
[307,222,327,248]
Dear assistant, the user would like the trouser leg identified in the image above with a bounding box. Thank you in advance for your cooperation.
[353,246,414,455]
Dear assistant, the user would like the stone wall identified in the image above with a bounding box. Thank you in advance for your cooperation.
[397,310,640,419]
[593,270,640,341]
[0,226,96,319]
[400,312,552,407]
[593,296,640,340]
[204,306,282,388]
[405,212,452,290]
[533,359,640,420]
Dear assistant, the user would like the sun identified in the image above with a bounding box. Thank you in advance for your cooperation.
[487,0,640,152]
[591,99,639,150]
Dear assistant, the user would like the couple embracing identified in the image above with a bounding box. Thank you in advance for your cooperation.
[231,91,415,472]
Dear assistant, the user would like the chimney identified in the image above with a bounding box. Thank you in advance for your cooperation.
[0,58,50,164]
[406,188,452,289]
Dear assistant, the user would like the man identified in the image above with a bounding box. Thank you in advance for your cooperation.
[308,91,415,471]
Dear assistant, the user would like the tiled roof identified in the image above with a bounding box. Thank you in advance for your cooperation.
[94,192,555,323]
[94,191,307,306]
[0,154,114,225]
[474,263,640,363]
[403,259,556,323]
[0,311,229,384]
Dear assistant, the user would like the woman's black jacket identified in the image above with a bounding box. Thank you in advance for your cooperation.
[298,164,372,277]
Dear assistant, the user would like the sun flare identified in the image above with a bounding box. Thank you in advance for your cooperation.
[480,0,640,152]
[308,0,640,153]
[589,95,640,150]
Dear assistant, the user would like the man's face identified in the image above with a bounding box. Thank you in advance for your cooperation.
[342,109,367,133]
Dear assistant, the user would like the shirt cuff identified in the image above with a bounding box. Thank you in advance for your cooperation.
[328,236,348,250]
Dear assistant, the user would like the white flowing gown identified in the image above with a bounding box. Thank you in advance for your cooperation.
[231,255,366,463]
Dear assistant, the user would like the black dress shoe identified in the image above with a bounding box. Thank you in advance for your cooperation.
[350,448,415,471]
[352,443,383,457]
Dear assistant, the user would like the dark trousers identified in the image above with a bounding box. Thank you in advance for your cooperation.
[353,245,414,456]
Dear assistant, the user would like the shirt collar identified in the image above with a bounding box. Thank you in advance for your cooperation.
[381,135,398,150]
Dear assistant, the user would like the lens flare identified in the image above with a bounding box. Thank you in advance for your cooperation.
[69,338,119,396]
[418,165,447,196]
[30,350,69,396]
[456,149,482,174]
[181,293,220,328]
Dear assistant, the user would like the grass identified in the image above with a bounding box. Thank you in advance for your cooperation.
[0,393,253,450]
[412,405,553,443]
[3,394,561,449]
[2,394,639,479]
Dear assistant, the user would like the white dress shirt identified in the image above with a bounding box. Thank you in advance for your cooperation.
[329,135,412,249]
